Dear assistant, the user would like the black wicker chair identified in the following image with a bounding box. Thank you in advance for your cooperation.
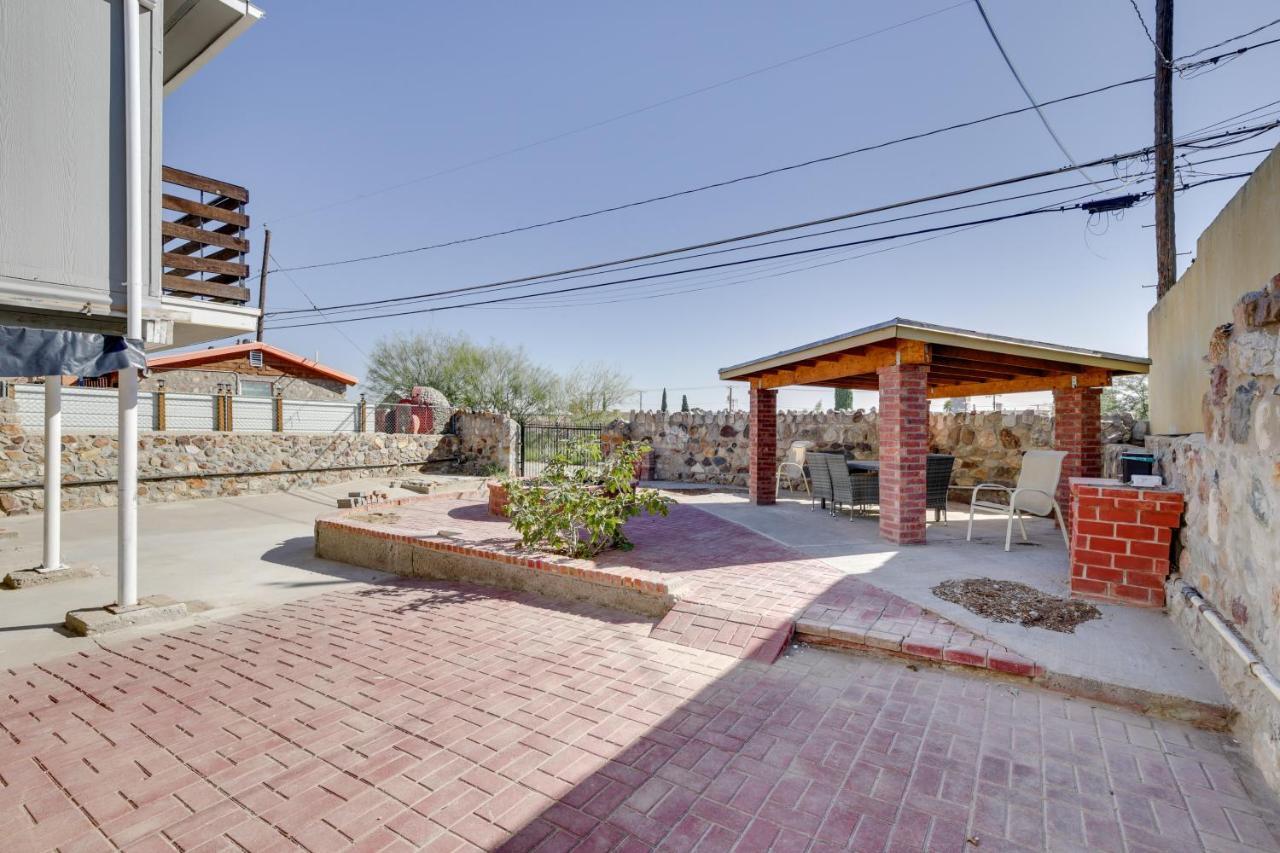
[826,455,879,519]
[926,454,956,524]
[807,452,836,512]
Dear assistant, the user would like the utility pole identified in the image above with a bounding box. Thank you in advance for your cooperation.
[1154,0,1176,298]
[256,227,272,342]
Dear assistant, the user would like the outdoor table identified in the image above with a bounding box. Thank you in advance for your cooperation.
[848,460,880,473]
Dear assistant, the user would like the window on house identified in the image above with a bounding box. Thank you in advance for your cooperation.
[240,379,273,398]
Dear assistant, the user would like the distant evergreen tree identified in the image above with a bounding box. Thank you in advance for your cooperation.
[834,388,853,411]
[681,394,690,412]
[660,388,668,412]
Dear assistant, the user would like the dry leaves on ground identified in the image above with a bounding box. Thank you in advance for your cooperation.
[932,577,1101,633]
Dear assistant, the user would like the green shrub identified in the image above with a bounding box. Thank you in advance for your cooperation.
[503,441,668,557]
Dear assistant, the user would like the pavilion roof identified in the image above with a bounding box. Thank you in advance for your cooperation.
[717,318,1149,398]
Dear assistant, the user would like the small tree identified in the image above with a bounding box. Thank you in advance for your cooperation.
[834,388,853,411]
[504,442,669,557]
[558,362,632,420]
[1102,375,1149,420]
[680,394,690,412]
[660,388,668,412]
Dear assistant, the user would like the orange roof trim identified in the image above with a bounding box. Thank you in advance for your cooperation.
[147,342,359,386]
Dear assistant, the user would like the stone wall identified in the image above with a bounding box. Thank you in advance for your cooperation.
[606,408,1058,488]
[450,410,519,476]
[138,365,348,401]
[1149,276,1280,789]
[0,404,519,515]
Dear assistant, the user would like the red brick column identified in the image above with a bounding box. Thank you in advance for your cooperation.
[748,386,777,505]
[1069,479,1184,607]
[1053,386,1102,527]
[877,364,929,544]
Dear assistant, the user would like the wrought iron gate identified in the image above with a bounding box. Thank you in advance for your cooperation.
[519,421,605,477]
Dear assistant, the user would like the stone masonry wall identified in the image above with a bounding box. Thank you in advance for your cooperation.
[1148,275,1280,789]
[606,408,1058,489]
[450,411,519,476]
[0,405,518,515]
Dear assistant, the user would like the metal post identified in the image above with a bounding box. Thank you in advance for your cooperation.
[116,0,142,609]
[39,378,64,572]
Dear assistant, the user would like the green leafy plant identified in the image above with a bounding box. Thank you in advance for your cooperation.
[503,441,668,557]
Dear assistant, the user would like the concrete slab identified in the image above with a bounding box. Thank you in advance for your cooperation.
[65,594,189,636]
[0,476,486,667]
[683,490,1230,714]
[3,562,100,589]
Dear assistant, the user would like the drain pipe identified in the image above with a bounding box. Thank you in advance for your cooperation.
[1176,579,1280,703]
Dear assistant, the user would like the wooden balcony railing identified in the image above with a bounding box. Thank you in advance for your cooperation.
[160,166,251,304]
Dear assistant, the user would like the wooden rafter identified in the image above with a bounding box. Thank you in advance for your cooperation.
[927,370,1111,399]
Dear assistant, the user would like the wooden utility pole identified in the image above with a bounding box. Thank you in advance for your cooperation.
[1154,0,1176,298]
[255,227,272,342]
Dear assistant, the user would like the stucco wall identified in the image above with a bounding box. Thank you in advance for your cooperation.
[1148,143,1280,434]
[1148,280,1280,788]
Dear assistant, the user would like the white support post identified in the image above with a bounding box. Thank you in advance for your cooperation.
[117,0,142,609]
[39,378,64,572]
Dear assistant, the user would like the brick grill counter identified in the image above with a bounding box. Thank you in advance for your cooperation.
[1068,478,1185,608]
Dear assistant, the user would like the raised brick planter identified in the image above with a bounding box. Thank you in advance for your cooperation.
[1068,477,1185,607]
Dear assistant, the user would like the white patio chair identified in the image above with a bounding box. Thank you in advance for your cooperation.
[775,441,813,495]
[966,450,1069,551]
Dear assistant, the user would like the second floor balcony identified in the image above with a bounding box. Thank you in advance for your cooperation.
[161,166,252,305]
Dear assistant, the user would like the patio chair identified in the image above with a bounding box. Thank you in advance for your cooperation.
[827,454,879,520]
[806,451,836,512]
[926,454,956,524]
[775,441,813,495]
[965,450,1069,551]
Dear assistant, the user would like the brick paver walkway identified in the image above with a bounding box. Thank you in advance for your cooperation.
[321,499,1038,675]
[4,579,1278,852]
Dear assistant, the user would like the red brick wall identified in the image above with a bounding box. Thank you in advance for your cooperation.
[1053,386,1102,525]
[877,364,929,544]
[748,387,777,505]
[1069,481,1184,607]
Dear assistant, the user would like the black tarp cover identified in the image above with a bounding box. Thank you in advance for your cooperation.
[0,325,147,378]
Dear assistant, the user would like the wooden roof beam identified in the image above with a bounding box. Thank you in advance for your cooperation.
[927,370,1111,399]
[929,344,1083,375]
[752,340,928,389]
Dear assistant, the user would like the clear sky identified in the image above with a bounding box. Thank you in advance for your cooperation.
[165,0,1280,411]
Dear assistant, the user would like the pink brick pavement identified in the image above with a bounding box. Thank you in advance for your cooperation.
[2,580,1278,851]
[321,498,1039,675]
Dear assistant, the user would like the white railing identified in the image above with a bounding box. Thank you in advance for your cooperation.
[9,384,371,434]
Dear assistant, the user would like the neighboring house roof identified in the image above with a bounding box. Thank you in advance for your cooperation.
[147,342,358,386]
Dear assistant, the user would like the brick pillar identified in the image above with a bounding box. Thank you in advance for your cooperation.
[1053,386,1102,526]
[877,364,929,544]
[748,386,777,505]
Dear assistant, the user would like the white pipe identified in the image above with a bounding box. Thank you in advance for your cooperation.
[39,377,63,572]
[1176,580,1280,704]
[117,0,142,608]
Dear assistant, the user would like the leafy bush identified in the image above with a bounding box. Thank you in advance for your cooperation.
[503,441,668,557]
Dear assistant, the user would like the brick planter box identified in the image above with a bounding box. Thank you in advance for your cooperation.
[1068,478,1185,607]
[487,481,509,516]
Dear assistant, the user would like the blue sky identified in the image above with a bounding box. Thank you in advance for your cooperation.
[165,0,1280,411]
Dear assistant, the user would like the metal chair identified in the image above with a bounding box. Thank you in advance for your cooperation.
[926,454,956,524]
[775,441,812,495]
[965,450,1069,550]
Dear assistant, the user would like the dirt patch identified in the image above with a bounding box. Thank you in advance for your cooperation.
[347,511,402,525]
[931,578,1101,633]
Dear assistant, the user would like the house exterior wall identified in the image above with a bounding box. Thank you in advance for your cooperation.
[1148,144,1280,434]
[139,354,350,401]
[0,0,163,332]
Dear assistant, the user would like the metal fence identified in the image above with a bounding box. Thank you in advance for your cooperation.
[519,421,605,477]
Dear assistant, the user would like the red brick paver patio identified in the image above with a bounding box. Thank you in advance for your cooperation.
[4,579,1278,852]
[319,499,1039,675]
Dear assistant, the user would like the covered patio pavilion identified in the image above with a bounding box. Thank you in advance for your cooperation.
[718,318,1151,545]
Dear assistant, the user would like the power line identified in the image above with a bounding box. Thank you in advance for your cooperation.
[266,173,1248,330]
[265,2,970,226]
[972,0,1102,187]
[266,121,1280,320]
[1176,15,1280,61]
[268,250,369,357]
[259,33,1280,279]
[1126,0,1170,65]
